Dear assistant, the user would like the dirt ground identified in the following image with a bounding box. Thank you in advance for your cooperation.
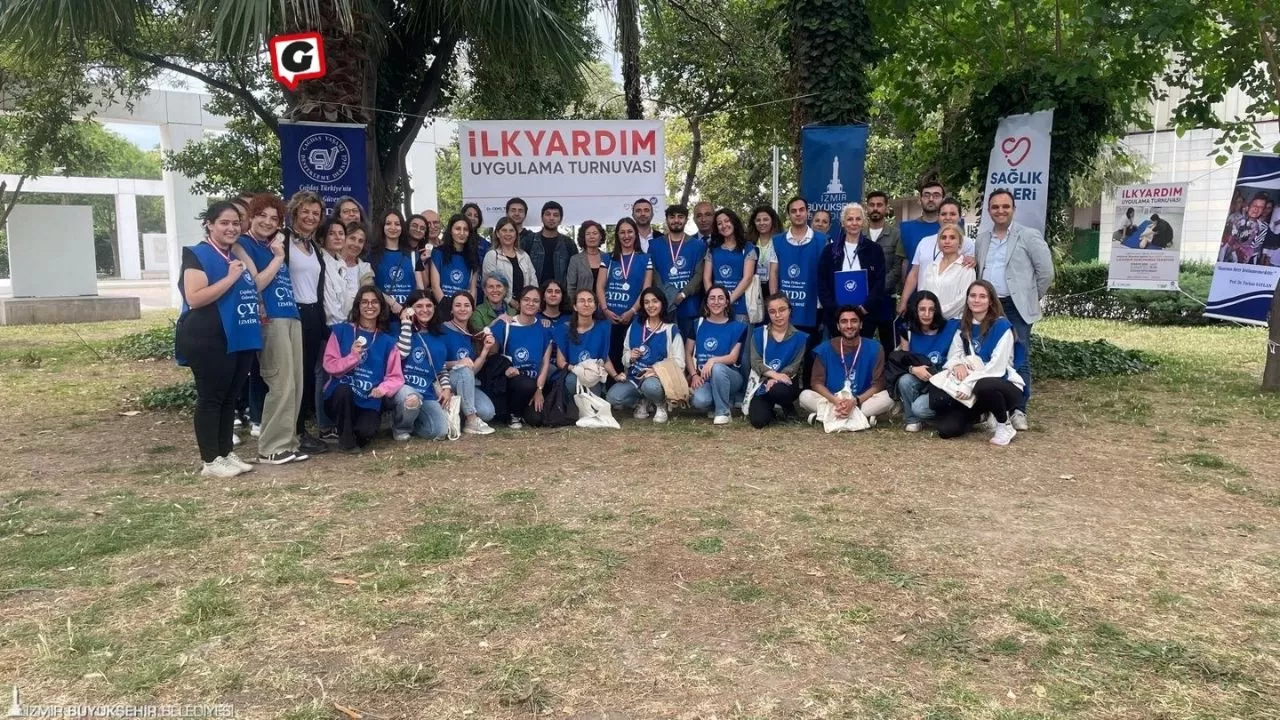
[1,314,1277,719]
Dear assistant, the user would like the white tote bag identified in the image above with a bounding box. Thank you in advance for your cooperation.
[741,329,767,415]
[813,384,871,433]
[574,383,620,429]
[444,395,463,440]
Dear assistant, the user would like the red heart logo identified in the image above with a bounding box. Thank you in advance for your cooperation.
[1001,136,1032,167]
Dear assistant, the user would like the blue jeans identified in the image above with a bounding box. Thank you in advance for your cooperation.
[1000,297,1032,411]
[896,373,935,424]
[691,363,744,417]
[606,376,665,409]
[448,366,495,421]
[392,386,449,439]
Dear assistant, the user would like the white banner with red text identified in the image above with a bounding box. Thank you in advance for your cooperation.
[459,120,665,227]
[978,109,1054,236]
[1107,183,1187,291]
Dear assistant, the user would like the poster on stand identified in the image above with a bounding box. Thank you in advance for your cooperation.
[1107,183,1186,291]
[1205,153,1280,325]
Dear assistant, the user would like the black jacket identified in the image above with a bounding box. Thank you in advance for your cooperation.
[817,233,889,323]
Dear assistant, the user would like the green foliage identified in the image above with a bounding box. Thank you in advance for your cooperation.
[113,325,176,361]
[664,115,794,216]
[139,381,197,411]
[436,141,462,215]
[164,85,281,197]
[1031,337,1157,380]
[788,0,878,139]
[1046,262,1216,326]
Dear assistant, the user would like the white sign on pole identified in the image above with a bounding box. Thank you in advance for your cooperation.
[459,120,665,227]
[978,109,1054,235]
[1107,183,1187,291]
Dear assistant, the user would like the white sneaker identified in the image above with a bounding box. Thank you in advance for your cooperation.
[509,417,524,430]
[201,457,242,478]
[232,433,241,446]
[652,405,668,424]
[904,422,922,433]
[224,452,254,473]
[250,423,262,438]
[393,431,411,442]
[1011,410,1029,431]
[633,403,650,420]
[980,414,997,434]
[990,423,1017,446]
[464,417,495,435]
[713,414,731,426]
[233,417,242,428]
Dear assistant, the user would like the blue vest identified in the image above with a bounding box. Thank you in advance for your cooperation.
[177,242,264,363]
[708,242,755,316]
[502,320,551,377]
[402,330,448,401]
[443,323,478,361]
[373,248,416,305]
[237,234,299,319]
[693,318,747,369]
[814,337,881,395]
[538,312,570,334]
[752,326,808,380]
[554,320,611,365]
[898,220,940,265]
[649,236,706,318]
[601,252,649,314]
[909,318,960,368]
[968,317,1014,364]
[770,232,825,327]
[432,247,473,298]
[625,320,674,377]
[325,323,392,411]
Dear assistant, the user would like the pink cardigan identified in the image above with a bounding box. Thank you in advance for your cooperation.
[322,332,405,397]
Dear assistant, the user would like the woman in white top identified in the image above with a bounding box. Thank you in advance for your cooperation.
[340,223,374,314]
[918,222,976,319]
[605,287,684,423]
[482,216,538,305]
[932,280,1025,446]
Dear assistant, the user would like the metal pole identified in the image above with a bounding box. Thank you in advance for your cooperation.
[771,145,780,209]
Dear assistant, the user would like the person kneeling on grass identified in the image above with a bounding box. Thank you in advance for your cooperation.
[490,285,554,429]
[931,280,1025,446]
[553,289,620,403]
[441,291,498,435]
[895,290,959,432]
[392,291,453,441]
[799,306,892,427]
[321,286,405,452]
[745,293,808,428]
[606,287,684,424]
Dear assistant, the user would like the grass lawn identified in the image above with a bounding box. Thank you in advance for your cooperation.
[0,312,1277,719]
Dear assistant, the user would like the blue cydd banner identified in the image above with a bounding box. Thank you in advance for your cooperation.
[280,120,368,214]
[800,125,869,217]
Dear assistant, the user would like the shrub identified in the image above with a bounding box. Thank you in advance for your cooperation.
[114,324,176,361]
[1045,261,1214,326]
[139,381,196,410]
[1031,337,1157,380]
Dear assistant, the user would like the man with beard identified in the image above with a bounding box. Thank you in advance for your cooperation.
[865,191,902,293]
[632,198,661,253]
[897,181,945,285]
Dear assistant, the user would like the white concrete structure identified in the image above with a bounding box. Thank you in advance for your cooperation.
[404,119,457,214]
[6,205,97,297]
[1096,88,1280,263]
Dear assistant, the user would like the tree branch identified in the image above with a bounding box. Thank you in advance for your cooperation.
[664,0,733,49]
[0,175,27,226]
[1256,0,1280,109]
[387,32,460,188]
[113,45,279,134]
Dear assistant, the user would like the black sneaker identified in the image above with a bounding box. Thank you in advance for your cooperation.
[298,432,328,454]
[318,428,339,442]
[258,451,308,465]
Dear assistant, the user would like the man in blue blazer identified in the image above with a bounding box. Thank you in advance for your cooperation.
[975,189,1055,430]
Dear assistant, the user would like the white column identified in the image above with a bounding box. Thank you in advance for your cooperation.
[160,121,208,307]
[115,192,141,280]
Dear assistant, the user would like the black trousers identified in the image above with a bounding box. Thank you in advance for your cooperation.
[608,321,628,377]
[935,377,1023,439]
[181,326,255,463]
[297,302,327,434]
[794,324,823,388]
[748,381,801,428]
[324,385,389,450]
[502,374,539,422]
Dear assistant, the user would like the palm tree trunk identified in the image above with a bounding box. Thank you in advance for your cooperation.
[617,0,643,119]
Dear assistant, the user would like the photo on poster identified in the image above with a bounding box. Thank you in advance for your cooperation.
[1107,183,1185,290]
[1205,153,1280,325]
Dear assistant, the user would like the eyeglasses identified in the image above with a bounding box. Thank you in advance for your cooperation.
[359,299,381,306]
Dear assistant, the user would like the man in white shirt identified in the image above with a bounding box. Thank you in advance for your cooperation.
[632,198,660,253]
[691,201,716,243]
[897,197,976,315]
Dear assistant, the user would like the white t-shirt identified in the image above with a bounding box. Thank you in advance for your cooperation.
[842,242,862,271]
[911,233,976,268]
[288,241,321,304]
[868,227,883,242]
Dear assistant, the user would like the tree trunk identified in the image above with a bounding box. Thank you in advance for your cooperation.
[681,116,701,206]
[617,0,643,120]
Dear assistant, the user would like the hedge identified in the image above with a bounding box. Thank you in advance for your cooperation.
[1044,262,1215,325]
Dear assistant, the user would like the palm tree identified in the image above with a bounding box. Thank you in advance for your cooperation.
[0,0,589,210]
[614,0,644,120]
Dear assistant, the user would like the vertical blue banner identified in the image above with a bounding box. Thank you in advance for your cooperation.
[1205,152,1280,325]
[800,124,869,217]
[279,120,368,214]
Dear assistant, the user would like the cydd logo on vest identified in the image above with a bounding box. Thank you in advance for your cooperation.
[299,133,351,184]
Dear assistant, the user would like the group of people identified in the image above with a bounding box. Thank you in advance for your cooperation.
[175,182,1055,478]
